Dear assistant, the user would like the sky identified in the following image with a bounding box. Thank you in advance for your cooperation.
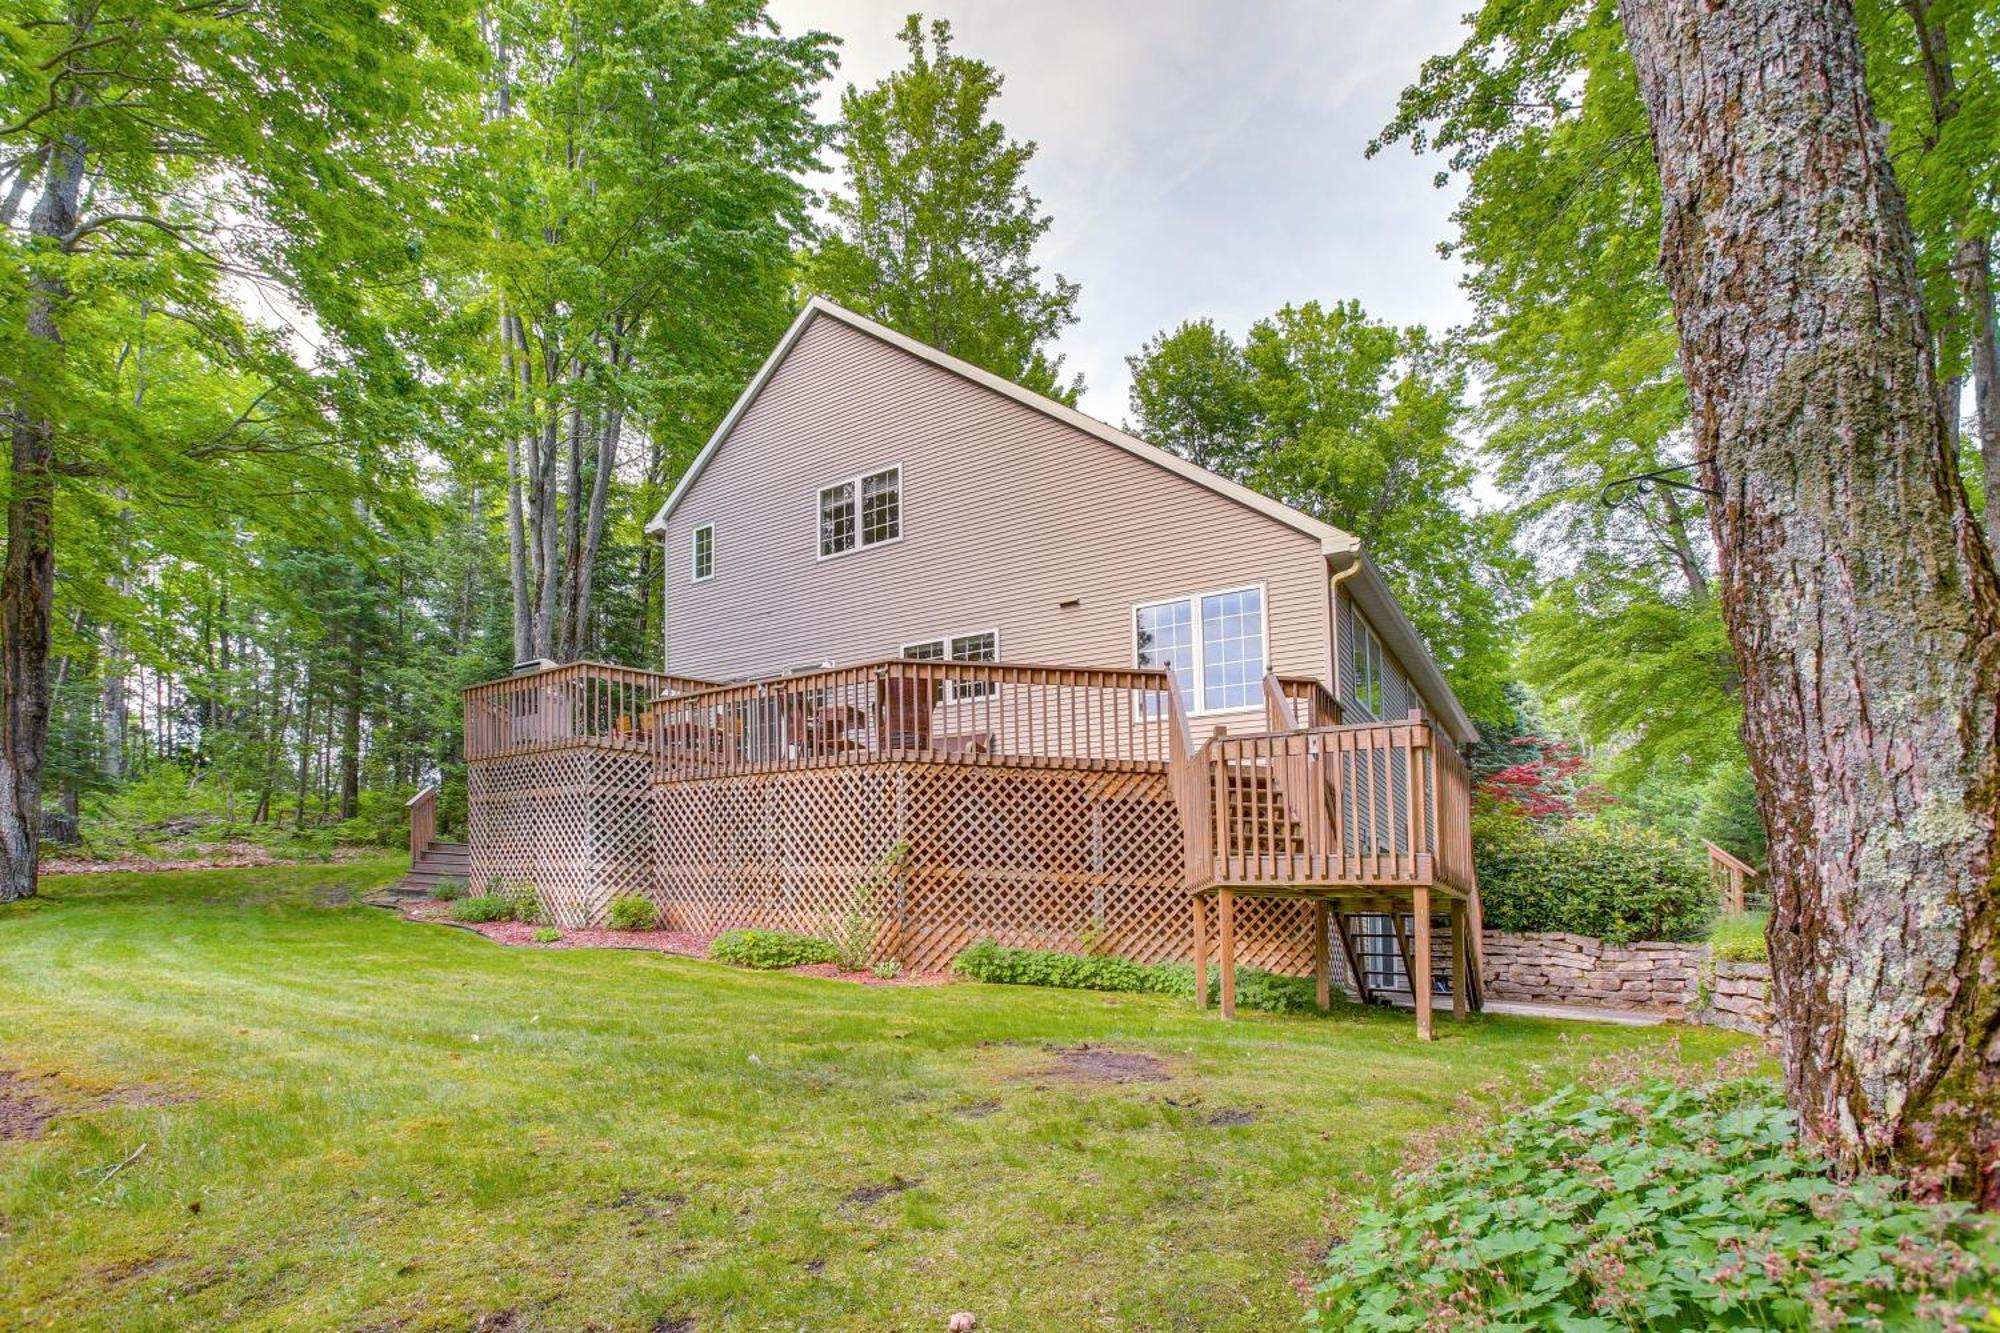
[766,0,1477,426]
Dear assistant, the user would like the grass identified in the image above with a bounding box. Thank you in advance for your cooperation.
[0,861,1752,1331]
[1709,910,1771,961]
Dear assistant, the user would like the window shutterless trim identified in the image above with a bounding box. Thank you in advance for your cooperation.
[1130,581,1268,718]
[815,463,903,560]
[690,523,714,582]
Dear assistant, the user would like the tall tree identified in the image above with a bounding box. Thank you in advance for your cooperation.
[1622,0,1999,1201]
[804,14,1083,403]
[478,0,833,664]
[0,0,482,900]
[1126,301,1524,716]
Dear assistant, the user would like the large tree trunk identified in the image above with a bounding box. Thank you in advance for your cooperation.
[0,134,85,903]
[1622,0,2000,1202]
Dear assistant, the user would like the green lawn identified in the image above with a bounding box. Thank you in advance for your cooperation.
[0,861,1750,1331]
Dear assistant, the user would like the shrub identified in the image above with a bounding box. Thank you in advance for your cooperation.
[607,895,658,932]
[1310,1077,1999,1330]
[450,895,515,924]
[1710,909,1770,962]
[428,876,467,902]
[711,928,838,969]
[531,926,561,944]
[950,941,1336,1014]
[1474,812,1714,943]
[511,893,544,925]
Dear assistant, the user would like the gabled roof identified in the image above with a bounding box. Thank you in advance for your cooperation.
[645,297,1359,554]
[645,296,1477,746]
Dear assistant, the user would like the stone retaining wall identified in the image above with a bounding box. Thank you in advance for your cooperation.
[1480,930,1771,1033]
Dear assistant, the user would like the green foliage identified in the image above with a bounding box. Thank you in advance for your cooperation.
[711,928,838,970]
[1710,912,1771,963]
[607,895,658,932]
[511,893,544,926]
[822,840,908,971]
[531,926,561,944]
[1124,300,1525,716]
[1309,1078,2000,1329]
[803,15,1082,402]
[450,895,516,924]
[950,941,1335,1014]
[1474,812,1713,943]
[428,877,467,902]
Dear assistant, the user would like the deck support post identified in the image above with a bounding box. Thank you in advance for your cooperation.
[1217,887,1237,1020]
[1449,898,1468,1022]
[1333,911,1371,1005]
[1412,887,1433,1041]
[1191,894,1208,1011]
[1313,899,1331,1012]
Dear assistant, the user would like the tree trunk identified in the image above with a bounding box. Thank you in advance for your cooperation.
[338,627,362,821]
[1961,236,2000,551]
[0,133,85,903]
[1622,0,2000,1202]
[502,311,534,665]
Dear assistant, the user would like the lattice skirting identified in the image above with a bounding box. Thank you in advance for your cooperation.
[468,747,655,926]
[652,762,1340,977]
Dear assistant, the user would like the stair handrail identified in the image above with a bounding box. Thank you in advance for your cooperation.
[1164,682,1213,888]
[407,783,439,868]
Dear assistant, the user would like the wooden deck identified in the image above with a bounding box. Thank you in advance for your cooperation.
[459,658,1481,1034]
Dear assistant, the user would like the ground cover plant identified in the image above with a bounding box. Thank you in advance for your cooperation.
[0,862,1749,1330]
[1310,1077,2000,1329]
[952,939,1328,1013]
[710,926,839,969]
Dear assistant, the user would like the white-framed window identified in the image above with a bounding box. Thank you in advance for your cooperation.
[1349,614,1385,719]
[818,465,901,558]
[902,629,998,698]
[691,524,714,582]
[1132,584,1266,714]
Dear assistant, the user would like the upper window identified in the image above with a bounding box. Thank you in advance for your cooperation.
[691,524,714,581]
[1134,585,1265,714]
[1350,614,1385,718]
[819,465,901,558]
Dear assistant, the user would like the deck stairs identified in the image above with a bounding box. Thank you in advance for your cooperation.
[379,839,471,905]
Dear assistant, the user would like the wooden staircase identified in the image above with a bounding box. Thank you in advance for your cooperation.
[382,838,470,904]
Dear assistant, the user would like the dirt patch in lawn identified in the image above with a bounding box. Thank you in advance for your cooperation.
[843,1175,921,1206]
[1024,1044,1172,1086]
[0,1072,61,1141]
[1204,1107,1258,1127]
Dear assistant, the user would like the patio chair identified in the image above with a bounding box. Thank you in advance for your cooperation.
[877,672,933,752]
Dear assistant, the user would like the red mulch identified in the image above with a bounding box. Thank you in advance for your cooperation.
[398,901,951,986]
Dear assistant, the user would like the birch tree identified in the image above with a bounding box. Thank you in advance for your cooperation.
[1621,0,2000,1201]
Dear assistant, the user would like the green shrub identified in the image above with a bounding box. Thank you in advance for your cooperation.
[531,926,561,944]
[950,940,1334,1014]
[511,893,544,925]
[450,895,515,924]
[711,928,838,969]
[1310,1077,1999,1330]
[822,840,908,970]
[1474,812,1714,943]
[607,895,658,931]
[1710,909,1770,961]
[428,876,467,902]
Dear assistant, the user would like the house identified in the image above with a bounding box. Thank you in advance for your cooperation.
[443,299,1483,1035]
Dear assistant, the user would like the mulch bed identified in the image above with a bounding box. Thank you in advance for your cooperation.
[397,901,951,986]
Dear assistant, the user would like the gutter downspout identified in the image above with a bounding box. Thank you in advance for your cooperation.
[1327,553,1363,707]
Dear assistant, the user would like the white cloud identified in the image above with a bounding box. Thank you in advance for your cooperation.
[769,1,1474,423]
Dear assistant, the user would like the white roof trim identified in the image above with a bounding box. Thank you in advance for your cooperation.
[645,296,1360,554]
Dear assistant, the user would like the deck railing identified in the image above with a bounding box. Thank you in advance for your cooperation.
[463,662,716,762]
[649,658,1178,779]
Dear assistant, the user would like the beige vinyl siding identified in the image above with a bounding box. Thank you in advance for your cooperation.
[1335,584,1428,723]
[662,315,1331,725]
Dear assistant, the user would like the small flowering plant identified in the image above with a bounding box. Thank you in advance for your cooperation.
[1309,1077,1999,1331]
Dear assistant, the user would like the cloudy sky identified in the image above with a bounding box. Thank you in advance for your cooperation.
[766,0,1476,425]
